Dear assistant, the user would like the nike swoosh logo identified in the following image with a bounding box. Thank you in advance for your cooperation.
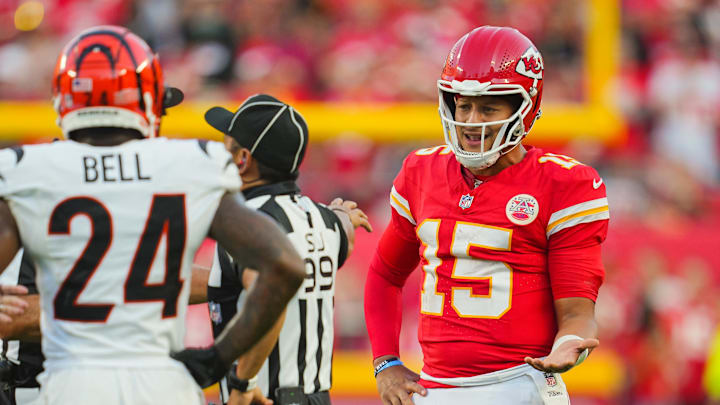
[593,178,603,189]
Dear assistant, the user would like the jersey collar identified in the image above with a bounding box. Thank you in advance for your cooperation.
[452,145,540,192]
[243,180,300,200]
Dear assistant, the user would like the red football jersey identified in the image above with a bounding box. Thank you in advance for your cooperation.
[387,145,609,380]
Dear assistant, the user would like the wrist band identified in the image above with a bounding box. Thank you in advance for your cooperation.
[551,334,589,367]
[374,358,403,377]
[226,363,258,393]
[551,335,583,352]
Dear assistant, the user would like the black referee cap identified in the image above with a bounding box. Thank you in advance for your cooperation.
[204,94,309,174]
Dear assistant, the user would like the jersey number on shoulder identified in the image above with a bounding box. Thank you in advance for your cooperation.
[417,220,512,318]
[49,195,186,322]
[537,153,583,169]
[415,145,452,156]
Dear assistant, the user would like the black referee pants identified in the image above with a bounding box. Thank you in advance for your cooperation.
[0,388,12,405]
[307,391,331,405]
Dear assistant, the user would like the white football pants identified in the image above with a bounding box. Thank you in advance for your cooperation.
[413,367,570,405]
[36,366,205,405]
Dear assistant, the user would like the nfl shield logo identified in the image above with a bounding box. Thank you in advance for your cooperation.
[544,372,557,387]
[209,302,222,325]
[458,194,474,210]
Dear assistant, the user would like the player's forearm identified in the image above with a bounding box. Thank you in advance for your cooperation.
[553,297,598,340]
[189,265,210,305]
[213,263,301,367]
[235,310,286,378]
[0,294,40,341]
[364,259,404,360]
[209,194,305,366]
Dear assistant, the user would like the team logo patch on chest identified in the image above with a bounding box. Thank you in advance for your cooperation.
[506,194,539,225]
[458,193,474,210]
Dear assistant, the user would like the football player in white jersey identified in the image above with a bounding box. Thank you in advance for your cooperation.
[0,25,305,405]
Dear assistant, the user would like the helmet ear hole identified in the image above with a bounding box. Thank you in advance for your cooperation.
[508,117,524,142]
[503,94,524,112]
[441,91,457,117]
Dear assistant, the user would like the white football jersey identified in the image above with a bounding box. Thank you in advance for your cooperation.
[0,138,241,372]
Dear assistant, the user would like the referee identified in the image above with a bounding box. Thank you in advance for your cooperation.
[204,94,372,405]
[0,250,42,405]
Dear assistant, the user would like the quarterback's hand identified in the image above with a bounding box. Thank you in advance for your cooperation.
[227,387,272,405]
[524,338,599,373]
[375,362,426,405]
[0,284,28,322]
[170,346,228,388]
[329,198,373,232]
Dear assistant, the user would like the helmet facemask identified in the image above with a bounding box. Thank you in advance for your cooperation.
[438,80,533,170]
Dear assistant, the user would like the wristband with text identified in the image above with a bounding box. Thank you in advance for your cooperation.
[374,357,403,377]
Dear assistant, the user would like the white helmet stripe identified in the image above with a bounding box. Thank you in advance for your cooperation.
[250,105,288,154]
[288,106,305,173]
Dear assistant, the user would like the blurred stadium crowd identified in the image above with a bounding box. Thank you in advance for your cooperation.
[2,0,720,403]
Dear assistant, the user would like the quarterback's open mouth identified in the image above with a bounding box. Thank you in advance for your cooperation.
[463,132,490,149]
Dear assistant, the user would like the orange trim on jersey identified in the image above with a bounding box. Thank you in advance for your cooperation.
[390,193,415,223]
[416,219,445,316]
[449,222,513,319]
[546,205,609,233]
[450,263,513,319]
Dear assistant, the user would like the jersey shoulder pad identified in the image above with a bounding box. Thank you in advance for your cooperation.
[538,152,609,237]
[193,139,234,168]
[162,138,240,193]
[399,144,454,180]
[0,145,26,170]
[406,144,453,165]
[535,151,601,185]
[0,145,31,192]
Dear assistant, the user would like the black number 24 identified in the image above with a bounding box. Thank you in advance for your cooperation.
[49,195,186,322]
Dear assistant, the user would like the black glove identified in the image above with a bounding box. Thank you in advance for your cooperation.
[170,346,228,388]
[0,359,14,391]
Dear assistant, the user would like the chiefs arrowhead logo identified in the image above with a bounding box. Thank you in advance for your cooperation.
[516,47,544,80]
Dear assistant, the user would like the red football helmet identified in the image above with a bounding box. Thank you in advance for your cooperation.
[52,25,183,138]
[438,26,544,169]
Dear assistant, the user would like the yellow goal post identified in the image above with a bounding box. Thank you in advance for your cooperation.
[0,0,622,146]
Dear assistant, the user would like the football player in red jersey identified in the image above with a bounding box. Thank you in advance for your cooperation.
[364,26,609,404]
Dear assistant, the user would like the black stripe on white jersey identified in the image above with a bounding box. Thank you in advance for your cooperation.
[0,250,43,389]
[207,181,347,403]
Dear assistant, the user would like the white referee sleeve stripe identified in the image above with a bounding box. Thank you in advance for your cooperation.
[546,197,609,238]
[390,186,416,225]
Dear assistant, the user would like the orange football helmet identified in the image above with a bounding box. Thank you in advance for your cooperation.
[52,25,182,138]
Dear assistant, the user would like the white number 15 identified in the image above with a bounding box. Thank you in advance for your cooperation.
[417,220,513,318]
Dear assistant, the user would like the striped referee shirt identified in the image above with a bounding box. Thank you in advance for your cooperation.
[0,250,43,389]
[208,181,348,403]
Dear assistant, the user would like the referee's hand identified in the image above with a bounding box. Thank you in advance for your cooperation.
[329,198,373,232]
